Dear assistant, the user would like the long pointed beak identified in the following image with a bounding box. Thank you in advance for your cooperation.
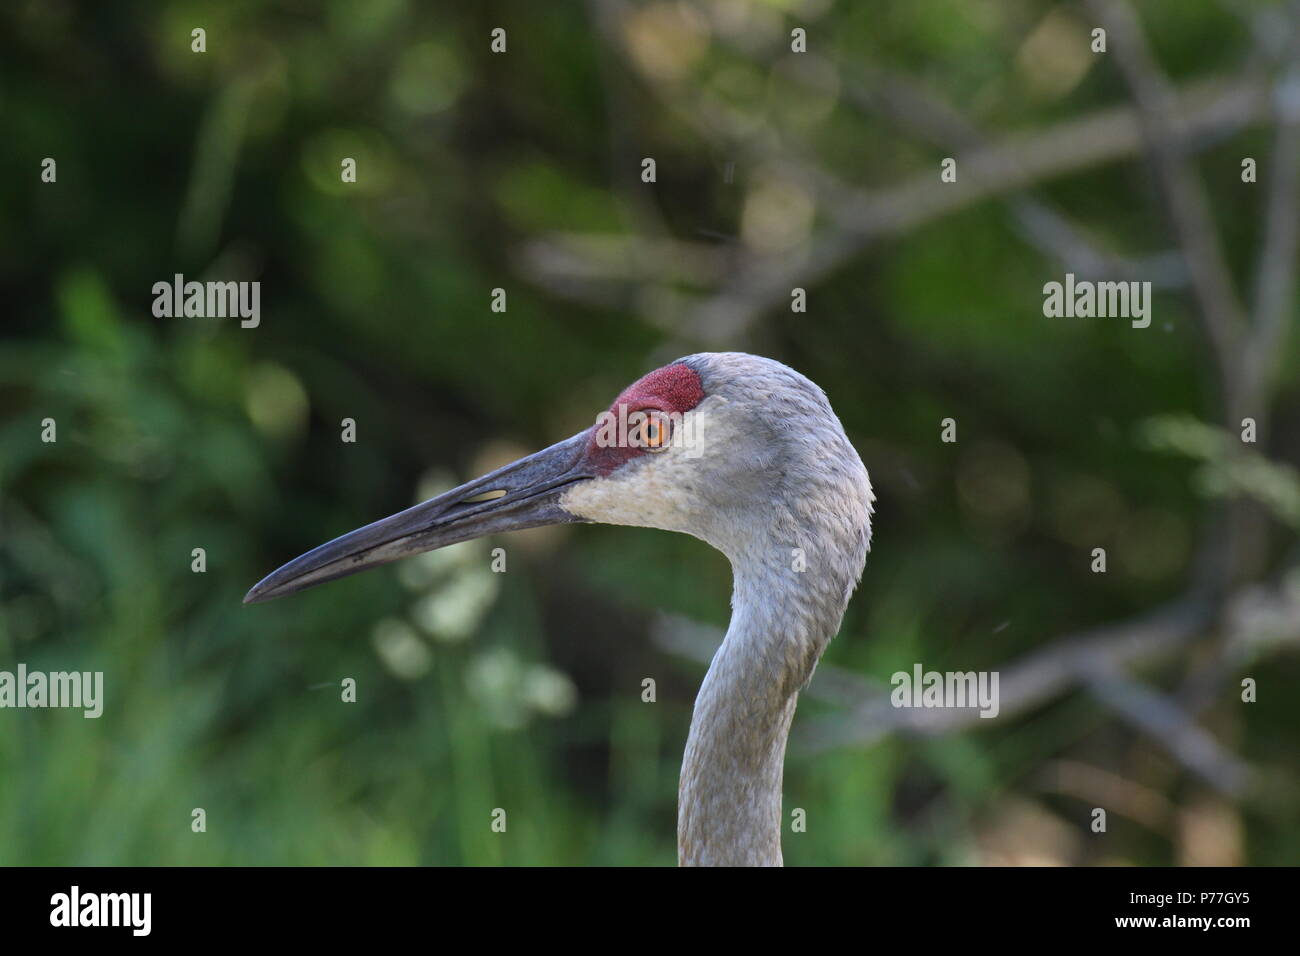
[243,430,593,605]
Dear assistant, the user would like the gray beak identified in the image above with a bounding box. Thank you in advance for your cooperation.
[243,430,593,604]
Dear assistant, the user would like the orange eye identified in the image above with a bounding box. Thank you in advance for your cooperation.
[636,411,671,450]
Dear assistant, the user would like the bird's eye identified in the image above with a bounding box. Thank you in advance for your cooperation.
[634,410,672,451]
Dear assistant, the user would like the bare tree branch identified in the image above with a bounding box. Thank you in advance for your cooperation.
[656,567,1300,793]
[1036,759,1174,831]
[1243,11,1300,410]
[776,57,1189,288]
[1085,0,1250,416]
[531,2,1276,343]
[678,74,1271,344]
[1083,664,1254,796]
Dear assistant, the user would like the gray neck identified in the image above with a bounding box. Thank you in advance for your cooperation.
[677,544,847,866]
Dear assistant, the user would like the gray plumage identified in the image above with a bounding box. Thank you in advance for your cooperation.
[561,353,874,865]
[246,351,874,867]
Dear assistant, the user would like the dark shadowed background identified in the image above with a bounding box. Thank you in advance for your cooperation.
[2,0,1298,865]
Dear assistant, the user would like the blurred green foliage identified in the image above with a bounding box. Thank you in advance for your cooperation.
[1,0,1297,865]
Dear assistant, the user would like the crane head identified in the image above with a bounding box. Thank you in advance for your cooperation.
[244,352,872,605]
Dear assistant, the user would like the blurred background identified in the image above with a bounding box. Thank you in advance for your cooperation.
[2,0,1298,866]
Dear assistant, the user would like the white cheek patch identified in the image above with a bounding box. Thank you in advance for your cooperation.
[560,461,689,532]
[561,399,733,533]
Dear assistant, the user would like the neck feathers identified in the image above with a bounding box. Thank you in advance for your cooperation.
[670,354,874,866]
[677,536,860,866]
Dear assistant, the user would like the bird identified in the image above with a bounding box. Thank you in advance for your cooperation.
[245,352,874,866]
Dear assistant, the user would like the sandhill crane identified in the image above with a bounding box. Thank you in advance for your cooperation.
[245,352,874,865]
